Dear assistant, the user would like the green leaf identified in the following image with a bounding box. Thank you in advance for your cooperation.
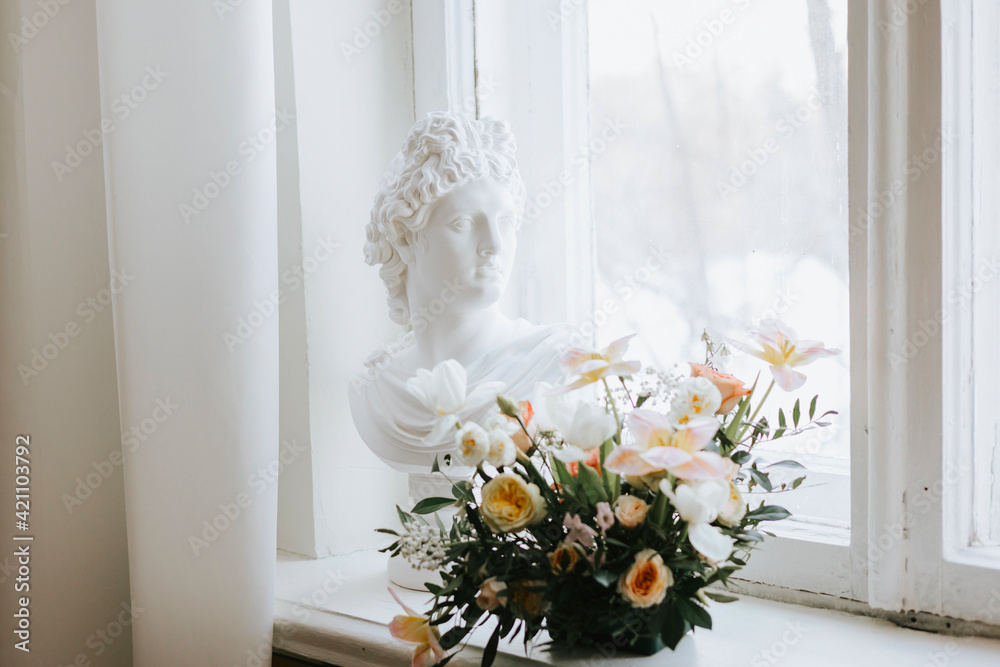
[660,603,691,649]
[703,590,739,603]
[809,395,818,420]
[396,505,411,526]
[764,459,806,470]
[731,450,751,465]
[411,497,456,514]
[745,504,792,522]
[792,399,801,427]
[636,393,651,408]
[748,468,773,492]
[778,408,786,428]
[576,460,608,504]
[676,597,712,630]
[374,528,399,536]
[431,454,441,474]
[791,476,806,489]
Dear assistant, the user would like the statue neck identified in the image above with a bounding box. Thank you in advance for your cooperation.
[410,305,517,370]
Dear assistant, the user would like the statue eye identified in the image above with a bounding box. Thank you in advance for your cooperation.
[450,217,473,231]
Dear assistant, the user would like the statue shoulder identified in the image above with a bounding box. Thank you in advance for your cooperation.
[349,332,416,394]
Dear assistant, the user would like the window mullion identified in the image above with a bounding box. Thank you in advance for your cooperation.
[865,0,944,615]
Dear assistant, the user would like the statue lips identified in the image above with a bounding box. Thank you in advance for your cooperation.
[474,262,504,281]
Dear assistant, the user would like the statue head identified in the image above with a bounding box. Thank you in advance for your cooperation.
[365,112,527,327]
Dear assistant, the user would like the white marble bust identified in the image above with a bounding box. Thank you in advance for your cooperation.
[349,112,573,474]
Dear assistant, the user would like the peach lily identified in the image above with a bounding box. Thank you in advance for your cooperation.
[555,334,641,393]
[728,319,838,392]
[388,587,448,667]
[604,408,727,481]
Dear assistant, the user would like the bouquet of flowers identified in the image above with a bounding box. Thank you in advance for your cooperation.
[381,320,838,666]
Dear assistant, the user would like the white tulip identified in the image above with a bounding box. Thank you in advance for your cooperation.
[406,359,505,444]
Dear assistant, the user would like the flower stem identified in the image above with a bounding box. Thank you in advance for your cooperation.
[737,378,774,443]
[603,378,622,443]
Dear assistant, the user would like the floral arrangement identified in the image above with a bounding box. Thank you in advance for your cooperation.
[382,320,838,666]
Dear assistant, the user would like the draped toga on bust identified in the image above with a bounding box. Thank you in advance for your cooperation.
[348,320,576,473]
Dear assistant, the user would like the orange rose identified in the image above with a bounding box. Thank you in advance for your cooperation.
[617,548,673,608]
[689,362,751,413]
[503,580,548,619]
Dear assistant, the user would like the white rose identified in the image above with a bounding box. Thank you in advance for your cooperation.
[717,481,747,527]
[454,422,489,466]
[668,377,723,426]
[486,428,517,468]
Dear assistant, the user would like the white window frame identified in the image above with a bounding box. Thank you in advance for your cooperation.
[279,0,1000,631]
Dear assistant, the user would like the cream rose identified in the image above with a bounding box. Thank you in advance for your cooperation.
[617,548,673,608]
[613,494,650,529]
[689,362,751,414]
[479,472,547,533]
[717,481,747,527]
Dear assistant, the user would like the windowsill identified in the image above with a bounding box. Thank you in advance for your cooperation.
[274,549,1000,667]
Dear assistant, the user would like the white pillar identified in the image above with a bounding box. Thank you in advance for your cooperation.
[95,1,279,664]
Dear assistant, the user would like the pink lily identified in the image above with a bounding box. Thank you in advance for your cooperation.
[604,409,727,481]
[554,334,642,393]
[728,319,838,392]
[388,587,448,667]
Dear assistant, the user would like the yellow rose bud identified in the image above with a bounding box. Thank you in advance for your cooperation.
[548,542,586,575]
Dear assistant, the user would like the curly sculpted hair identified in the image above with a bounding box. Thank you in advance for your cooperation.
[364,111,526,326]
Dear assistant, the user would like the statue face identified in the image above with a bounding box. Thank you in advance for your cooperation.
[407,178,518,317]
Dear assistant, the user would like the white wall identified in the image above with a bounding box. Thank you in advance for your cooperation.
[0,1,132,665]
[278,0,412,556]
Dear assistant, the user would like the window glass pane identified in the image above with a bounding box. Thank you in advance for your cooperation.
[587,0,850,523]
